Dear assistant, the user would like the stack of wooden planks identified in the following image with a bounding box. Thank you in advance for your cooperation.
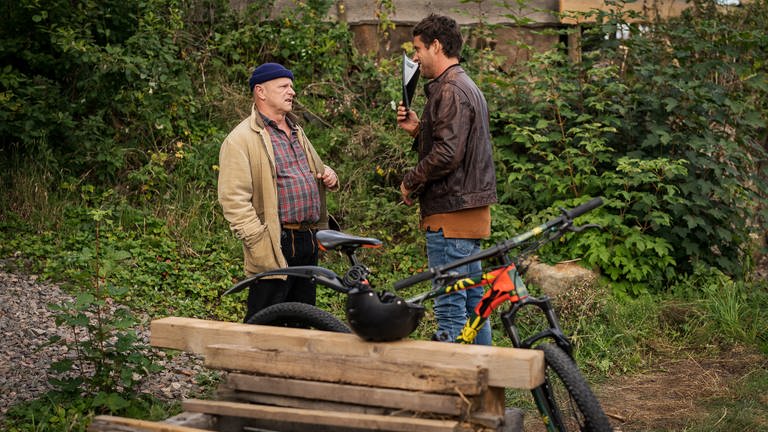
[88,317,545,432]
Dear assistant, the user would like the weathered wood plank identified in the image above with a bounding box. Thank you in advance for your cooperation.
[217,387,390,415]
[182,399,476,432]
[161,413,215,430]
[219,378,506,429]
[150,317,544,389]
[204,343,487,395]
[87,415,213,432]
[224,373,469,415]
[479,386,505,417]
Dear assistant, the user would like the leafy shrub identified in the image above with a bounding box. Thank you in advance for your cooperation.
[0,0,202,183]
[47,290,158,411]
[487,2,767,293]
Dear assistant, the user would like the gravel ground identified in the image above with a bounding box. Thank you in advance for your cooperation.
[0,270,210,419]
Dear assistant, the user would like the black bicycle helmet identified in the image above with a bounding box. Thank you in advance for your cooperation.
[345,289,425,342]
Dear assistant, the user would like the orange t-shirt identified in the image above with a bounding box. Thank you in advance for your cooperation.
[421,206,491,239]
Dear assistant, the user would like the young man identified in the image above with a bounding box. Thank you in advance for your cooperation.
[396,15,497,345]
[218,63,339,322]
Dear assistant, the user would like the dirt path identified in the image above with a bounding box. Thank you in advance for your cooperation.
[597,347,766,431]
[593,249,768,431]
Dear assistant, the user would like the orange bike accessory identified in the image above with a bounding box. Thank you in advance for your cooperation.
[475,264,526,318]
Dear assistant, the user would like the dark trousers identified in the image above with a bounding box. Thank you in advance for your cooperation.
[244,228,319,322]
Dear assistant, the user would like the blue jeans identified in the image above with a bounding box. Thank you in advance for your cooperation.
[426,229,492,345]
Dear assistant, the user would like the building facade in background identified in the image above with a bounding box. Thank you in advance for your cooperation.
[230,0,693,68]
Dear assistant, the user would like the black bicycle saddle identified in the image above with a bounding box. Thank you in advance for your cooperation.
[316,230,382,251]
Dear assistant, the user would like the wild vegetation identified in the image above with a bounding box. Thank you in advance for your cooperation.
[0,0,766,430]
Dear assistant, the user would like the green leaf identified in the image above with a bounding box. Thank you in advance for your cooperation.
[93,392,131,411]
[50,359,74,373]
[663,97,679,111]
[75,292,96,309]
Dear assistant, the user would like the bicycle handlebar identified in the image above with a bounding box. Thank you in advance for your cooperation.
[393,197,604,291]
[564,197,603,220]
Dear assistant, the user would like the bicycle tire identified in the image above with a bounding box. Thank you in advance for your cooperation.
[534,343,613,432]
[246,301,351,333]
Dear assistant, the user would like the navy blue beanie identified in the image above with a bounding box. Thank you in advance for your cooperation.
[249,63,294,91]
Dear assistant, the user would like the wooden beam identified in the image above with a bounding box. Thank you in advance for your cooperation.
[150,317,544,389]
[87,415,213,432]
[204,343,486,395]
[161,413,215,430]
[217,387,391,415]
[478,386,505,417]
[223,373,470,415]
[182,399,476,432]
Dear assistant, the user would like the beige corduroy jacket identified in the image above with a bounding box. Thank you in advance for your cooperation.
[217,105,333,276]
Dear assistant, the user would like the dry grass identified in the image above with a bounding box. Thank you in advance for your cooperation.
[596,346,766,431]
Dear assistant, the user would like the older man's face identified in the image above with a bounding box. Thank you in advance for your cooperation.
[255,77,295,114]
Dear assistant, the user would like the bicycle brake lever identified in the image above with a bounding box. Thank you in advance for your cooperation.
[568,223,602,233]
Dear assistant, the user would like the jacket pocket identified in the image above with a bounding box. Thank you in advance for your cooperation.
[242,224,279,274]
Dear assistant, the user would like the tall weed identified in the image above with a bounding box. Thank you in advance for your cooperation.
[673,265,768,352]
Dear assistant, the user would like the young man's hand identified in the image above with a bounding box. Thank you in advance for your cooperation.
[396,102,420,137]
[400,181,414,206]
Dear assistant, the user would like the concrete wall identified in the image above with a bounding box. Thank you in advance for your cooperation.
[326,0,560,25]
[228,0,563,67]
[345,23,559,66]
[228,0,697,66]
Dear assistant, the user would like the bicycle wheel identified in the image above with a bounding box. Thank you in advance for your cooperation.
[533,343,612,432]
[246,302,351,333]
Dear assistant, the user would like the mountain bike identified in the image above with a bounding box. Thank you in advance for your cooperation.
[223,197,612,431]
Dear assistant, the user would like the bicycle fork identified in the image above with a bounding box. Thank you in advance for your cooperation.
[501,295,573,356]
[500,297,575,432]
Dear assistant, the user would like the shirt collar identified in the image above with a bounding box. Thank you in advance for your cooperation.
[259,112,296,131]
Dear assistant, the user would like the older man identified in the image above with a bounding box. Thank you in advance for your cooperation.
[218,63,339,322]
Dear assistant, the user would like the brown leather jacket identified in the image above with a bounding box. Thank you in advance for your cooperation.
[402,65,497,217]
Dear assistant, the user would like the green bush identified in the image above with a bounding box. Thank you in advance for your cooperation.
[0,0,201,183]
[487,2,767,294]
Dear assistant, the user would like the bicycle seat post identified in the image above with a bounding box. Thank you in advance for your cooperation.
[342,246,362,267]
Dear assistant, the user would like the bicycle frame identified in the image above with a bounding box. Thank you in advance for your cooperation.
[407,258,574,354]
[402,197,604,351]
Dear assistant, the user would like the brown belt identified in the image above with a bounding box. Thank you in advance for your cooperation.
[282,221,319,231]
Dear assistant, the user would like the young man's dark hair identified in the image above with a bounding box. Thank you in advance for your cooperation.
[412,14,463,59]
